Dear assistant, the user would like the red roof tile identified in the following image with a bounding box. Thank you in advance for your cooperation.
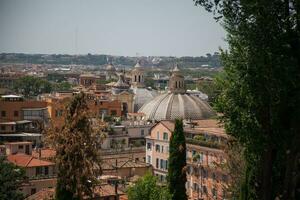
[7,154,55,167]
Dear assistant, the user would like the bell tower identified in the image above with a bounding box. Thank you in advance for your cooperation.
[131,61,145,88]
[168,64,185,94]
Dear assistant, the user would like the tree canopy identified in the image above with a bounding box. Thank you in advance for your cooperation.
[195,0,300,199]
[127,173,171,200]
[0,156,26,200]
[14,76,52,97]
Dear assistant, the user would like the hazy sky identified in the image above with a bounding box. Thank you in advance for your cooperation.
[0,0,226,57]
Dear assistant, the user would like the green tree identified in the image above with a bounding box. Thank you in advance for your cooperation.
[46,93,103,200]
[127,173,171,200]
[52,81,72,91]
[0,156,26,200]
[14,76,52,97]
[195,0,300,199]
[167,119,187,200]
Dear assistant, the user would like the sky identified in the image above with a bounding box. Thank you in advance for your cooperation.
[0,0,226,57]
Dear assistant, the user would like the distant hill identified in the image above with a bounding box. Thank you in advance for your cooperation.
[0,52,221,68]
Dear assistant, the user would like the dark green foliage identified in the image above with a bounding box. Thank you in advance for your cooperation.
[14,76,52,97]
[0,156,26,200]
[52,81,72,91]
[167,119,187,200]
[195,0,300,199]
[47,93,103,200]
[127,173,171,200]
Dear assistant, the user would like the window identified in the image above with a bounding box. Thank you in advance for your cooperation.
[18,145,23,149]
[155,144,160,152]
[1,125,5,131]
[147,143,152,151]
[147,156,151,163]
[156,158,159,168]
[45,166,49,175]
[161,145,164,153]
[141,129,144,136]
[36,167,42,176]
[160,159,163,169]
[166,160,168,170]
[1,111,6,117]
[31,188,36,195]
[156,131,159,140]
[14,111,19,117]
[163,132,168,140]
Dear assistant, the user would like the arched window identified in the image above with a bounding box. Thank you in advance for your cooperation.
[138,75,141,82]
[175,81,178,88]
[134,75,137,82]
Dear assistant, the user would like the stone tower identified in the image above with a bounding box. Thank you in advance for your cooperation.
[168,64,185,94]
[131,61,145,88]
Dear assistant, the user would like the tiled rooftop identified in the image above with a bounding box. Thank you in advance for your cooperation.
[7,154,55,167]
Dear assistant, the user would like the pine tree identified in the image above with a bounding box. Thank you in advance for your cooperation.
[47,93,103,200]
[167,119,187,200]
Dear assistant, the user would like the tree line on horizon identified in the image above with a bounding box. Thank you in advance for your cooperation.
[0,52,221,68]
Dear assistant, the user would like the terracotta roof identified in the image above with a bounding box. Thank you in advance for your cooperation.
[160,120,175,132]
[7,154,55,167]
[25,188,55,200]
[32,149,56,159]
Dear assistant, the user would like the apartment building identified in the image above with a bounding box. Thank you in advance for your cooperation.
[145,120,229,200]
[5,141,56,197]
[0,95,49,144]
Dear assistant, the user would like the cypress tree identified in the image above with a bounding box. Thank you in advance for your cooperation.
[47,93,103,200]
[167,119,187,200]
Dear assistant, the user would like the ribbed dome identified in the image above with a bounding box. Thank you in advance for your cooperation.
[138,92,215,120]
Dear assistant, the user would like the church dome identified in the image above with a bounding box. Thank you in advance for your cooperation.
[138,92,215,120]
[138,64,215,120]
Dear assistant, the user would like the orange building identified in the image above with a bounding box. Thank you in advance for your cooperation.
[0,95,49,144]
[42,92,122,128]
[5,141,57,197]
[0,95,48,123]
